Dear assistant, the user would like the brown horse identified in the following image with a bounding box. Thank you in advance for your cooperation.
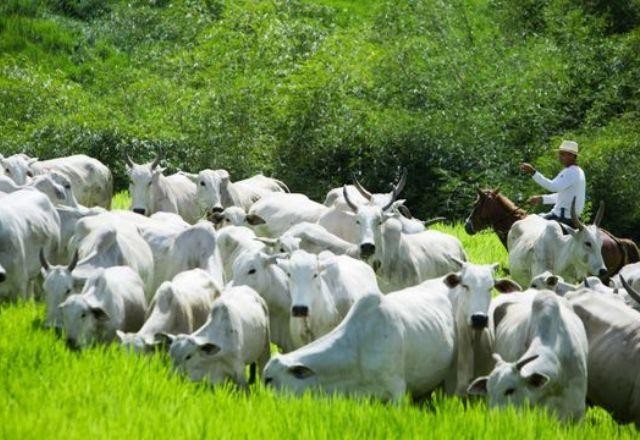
[464,188,640,278]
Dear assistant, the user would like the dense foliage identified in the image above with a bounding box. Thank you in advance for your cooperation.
[1,0,638,236]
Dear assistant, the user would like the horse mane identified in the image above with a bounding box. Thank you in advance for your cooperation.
[492,191,527,220]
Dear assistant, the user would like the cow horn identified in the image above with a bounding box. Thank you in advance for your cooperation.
[67,250,79,272]
[352,174,372,201]
[125,153,134,168]
[150,153,161,170]
[39,248,50,271]
[593,201,605,227]
[342,185,358,212]
[393,168,408,198]
[381,168,407,211]
[620,275,640,305]
[254,237,278,246]
[570,197,585,231]
[515,354,539,372]
[424,216,447,227]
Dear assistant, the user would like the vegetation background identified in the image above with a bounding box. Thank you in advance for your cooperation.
[2,0,639,235]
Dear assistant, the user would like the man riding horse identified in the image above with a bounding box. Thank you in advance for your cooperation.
[465,140,639,278]
[520,140,584,228]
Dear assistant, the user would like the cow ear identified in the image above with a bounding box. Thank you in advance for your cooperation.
[467,376,488,396]
[288,365,315,379]
[154,332,176,349]
[246,214,266,225]
[217,170,230,182]
[524,372,549,389]
[494,279,522,293]
[28,157,38,165]
[545,275,559,287]
[198,342,220,356]
[90,307,110,322]
[444,272,461,288]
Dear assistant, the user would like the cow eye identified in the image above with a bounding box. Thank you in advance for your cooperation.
[286,272,291,278]
[26,171,33,178]
[185,354,192,361]
[280,248,285,253]
[65,184,71,189]
[5,168,10,174]
[66,289,71,295]
[147,181,152,186]
[80,312,86,318]
[505,388,515,396]
[248,268,256,275]
[200,181,205,187]
[585,242,592,248]
[313,273,318,279]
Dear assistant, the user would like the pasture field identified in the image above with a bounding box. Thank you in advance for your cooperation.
[0,193,637,439]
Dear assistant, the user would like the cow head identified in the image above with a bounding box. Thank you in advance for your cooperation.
[169,334,228,384]
[277,250,333,319]
[468,353,552,410]
[206,206,265,230]
[125,153,162,216]
[59,293,110,349]
[444,258,521,331]
[263,354,320,395]
[530,271,562,291]
[40,249,80,330]
[567,199,607,279]
[189,169,230,214]
[255,235,301,254]
[0,153,37,185]
[232,249,289,307]
[30,174,75,206]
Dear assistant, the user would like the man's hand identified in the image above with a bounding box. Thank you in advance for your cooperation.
[519,163,536,176]
[527,196,542,205]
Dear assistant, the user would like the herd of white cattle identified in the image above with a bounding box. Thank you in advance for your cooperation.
[1,152,639,426]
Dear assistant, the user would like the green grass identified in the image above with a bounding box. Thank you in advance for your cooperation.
[0,193,637,438]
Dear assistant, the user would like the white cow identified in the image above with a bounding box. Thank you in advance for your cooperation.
[207,206,268,230]
[255,222,359,257]
[136,220,220,292]
[244,193,329,237]
[168,285,271,386]
[231,248,293,352]
[0,189,60,301]
[468,290,588,422]
[215,225,263,282]
[40,250,83,330]
[277,250,381,349]
[125,154,200,223]
[343,187,466,292]
[70,218,155,298]
[0,153,113,208]
[507,201,607,286]
[60,266,147,349]
[0,173,77,208]
[567,288,640,425]
[264,263,520,400]
[55,205,106,263]
[529,271,578,296]
[117,269,221,353]
[182,169,288,213]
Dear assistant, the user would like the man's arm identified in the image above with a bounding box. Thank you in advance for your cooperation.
[532,168,578,192]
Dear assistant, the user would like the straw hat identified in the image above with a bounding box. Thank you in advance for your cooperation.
[558,140,579,155]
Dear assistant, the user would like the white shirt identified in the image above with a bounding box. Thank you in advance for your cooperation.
[532,165,585,218]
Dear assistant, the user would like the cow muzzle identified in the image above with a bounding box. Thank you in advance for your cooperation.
[291,305,309,317]
[470,314,489,330]
[132,208,146,216]
[210,206,224,214]
[360,243,375,258]
[597,268,608,279]
[464,220,475,235]
[66,337,80,351]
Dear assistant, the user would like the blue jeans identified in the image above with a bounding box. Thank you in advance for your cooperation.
[542,208,574,228]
